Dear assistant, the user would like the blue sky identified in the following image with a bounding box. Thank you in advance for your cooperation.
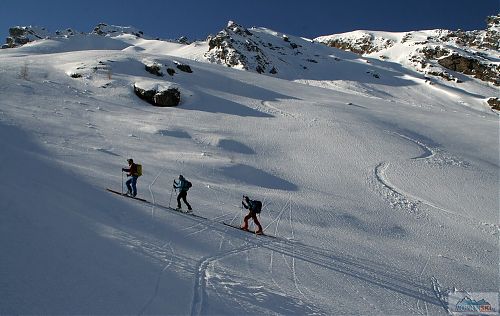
[0,0,498,42]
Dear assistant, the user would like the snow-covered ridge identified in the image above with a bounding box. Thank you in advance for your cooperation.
[314,14,500,86]
[2,23,156,49]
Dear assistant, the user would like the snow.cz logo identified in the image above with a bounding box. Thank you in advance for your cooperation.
[447,291,499,315]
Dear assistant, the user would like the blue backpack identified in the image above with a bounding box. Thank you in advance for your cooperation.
[252,200,262,213]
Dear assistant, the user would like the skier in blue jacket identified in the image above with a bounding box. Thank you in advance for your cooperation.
[173,175,192,211]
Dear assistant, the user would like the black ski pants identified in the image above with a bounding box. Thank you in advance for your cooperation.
[177,190,192,210]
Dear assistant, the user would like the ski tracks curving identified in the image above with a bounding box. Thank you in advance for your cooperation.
[190,241,273,316]
[258,100,298,119]
[372,132,498,233]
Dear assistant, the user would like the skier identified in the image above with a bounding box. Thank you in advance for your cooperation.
[241,195,263,234]
[122,158,139,197]
[173,175,192,211]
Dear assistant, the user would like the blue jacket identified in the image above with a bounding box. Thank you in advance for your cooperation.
[174,179,189,192]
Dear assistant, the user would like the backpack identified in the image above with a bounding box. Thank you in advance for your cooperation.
[185,180,192,190]
[252,200,262,213]
[136,164,142,177]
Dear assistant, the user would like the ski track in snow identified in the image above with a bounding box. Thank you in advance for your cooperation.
[258,100,298,119]
[190,241,270,316]
[2,35,497,315]
[138,242,175,315]
[268,202,290,295]
[431,276,451,314]
[184,199,441,315]
[260,237,443,313]
[190,197,316,315]
[416,253,432,315]
[372,132,499,234]
[148,168,166,219]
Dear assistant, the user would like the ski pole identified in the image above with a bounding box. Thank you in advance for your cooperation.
[169,179,175,208]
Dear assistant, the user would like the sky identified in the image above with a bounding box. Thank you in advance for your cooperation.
[0,0,498,42]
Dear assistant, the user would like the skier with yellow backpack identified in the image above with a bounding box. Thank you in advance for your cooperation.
[122,158,142,197]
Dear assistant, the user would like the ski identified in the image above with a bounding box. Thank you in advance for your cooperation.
[105,188,207,219]
[106,188,148,202]
[223,222,275,238]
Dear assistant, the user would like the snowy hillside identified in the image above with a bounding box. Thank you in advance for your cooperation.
[0,21,498,315]
[315,14,500,110]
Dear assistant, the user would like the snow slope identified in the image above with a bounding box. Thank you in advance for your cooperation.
[0,25,498,315]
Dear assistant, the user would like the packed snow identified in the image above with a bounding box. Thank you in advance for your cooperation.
[0,22,498,315]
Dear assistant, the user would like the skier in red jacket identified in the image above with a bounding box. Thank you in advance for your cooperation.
[122,158,139,197]
[241,195,263,234]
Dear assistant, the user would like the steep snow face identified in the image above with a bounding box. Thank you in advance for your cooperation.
[0,20,498,315]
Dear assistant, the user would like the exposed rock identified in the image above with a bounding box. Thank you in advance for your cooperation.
[3,26,48,48]
[317,32,395,54]
[177,36,190,44]
[315,15,498,88]
[134,85,155,101]
[206,21,269,71]
[166,68,176,76]
[153,89,181,106]
[426,70,455,81]
[92,23,145,38]
[133,83,180,107]
[3,23,152,49]
[421,46,450,59]
[175,62,193,73]
[440,14,499,50]
[487,97,500,111]
[438,54,499,85]
[145,63,163,76]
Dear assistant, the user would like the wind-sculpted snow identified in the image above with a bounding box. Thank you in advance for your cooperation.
[217,139,255,155]
[220,164,298,191]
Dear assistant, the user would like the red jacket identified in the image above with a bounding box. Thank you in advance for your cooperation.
[123,163,139,177]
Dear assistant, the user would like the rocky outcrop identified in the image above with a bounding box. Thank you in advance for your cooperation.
[144,61,193,77]
[2,23,152,49]
[440,14,499,50]
[421,46,450,60]
[318,33,395,54]
[133,83,180,107]
[487,97,500,111]
[3,26,48,48]
[175,62,192,73]
[205,21,274,74]
[177,36,190,44]
[204,20,319,75]
[145,63,163,76]
[92,23,145,38]
[316,15,499,86]
[437,54,499,85]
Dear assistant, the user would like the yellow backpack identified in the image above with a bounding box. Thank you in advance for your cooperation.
[136,164,142,177]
